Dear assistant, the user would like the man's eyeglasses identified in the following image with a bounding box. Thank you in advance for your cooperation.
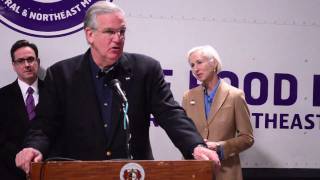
[13,56,37,65]
[97,28,126,39]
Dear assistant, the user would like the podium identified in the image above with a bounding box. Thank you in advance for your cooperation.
[30,160,214,179]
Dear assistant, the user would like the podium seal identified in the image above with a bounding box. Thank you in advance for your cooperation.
[120,162,145,180]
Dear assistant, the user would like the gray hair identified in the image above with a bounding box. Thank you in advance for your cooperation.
[187,45,222,73]
[84,1,125,29]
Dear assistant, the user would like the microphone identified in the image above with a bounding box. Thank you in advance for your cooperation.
[108,79,128,103]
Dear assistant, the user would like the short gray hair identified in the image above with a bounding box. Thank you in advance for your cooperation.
[187,45,222,73]
[84,1,125,29]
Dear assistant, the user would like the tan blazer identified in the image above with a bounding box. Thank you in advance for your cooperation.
[182,80,254,180]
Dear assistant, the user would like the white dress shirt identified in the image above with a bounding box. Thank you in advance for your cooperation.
[18,79,39,106]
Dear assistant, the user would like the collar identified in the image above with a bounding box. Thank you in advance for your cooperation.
[18,78,38,95]
[204,79,221,100]
[88,50,130,81]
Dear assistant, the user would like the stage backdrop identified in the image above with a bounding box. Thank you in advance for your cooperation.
[1,0,319,169]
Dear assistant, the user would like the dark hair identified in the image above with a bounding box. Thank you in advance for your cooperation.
[10,40,38,62]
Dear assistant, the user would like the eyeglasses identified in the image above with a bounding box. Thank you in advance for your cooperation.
[96,28,126,39]
[13,56,37,66]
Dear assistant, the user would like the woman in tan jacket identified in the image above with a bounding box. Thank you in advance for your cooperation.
[182,45,254,180]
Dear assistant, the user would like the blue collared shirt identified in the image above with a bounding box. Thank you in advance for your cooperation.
[204,79,220,119]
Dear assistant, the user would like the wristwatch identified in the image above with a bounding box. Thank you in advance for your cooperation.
[216,143,224,160]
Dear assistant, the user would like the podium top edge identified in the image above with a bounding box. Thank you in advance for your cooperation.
[32,160,214,164]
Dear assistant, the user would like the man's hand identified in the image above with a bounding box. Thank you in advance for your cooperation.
[15,148,43,174]
[193,145,221,168]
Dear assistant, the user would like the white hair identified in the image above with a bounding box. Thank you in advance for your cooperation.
[187,45,222,73]
[84,1,125,29]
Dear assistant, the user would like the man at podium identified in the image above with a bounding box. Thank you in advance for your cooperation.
[15,1,220,175]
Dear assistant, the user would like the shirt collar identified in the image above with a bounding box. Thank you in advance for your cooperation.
[204,79,221,100]
[18,78,39,95]
[89,53,121,80]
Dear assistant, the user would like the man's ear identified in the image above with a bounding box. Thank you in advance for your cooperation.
[85,27,94,44]
[12,62,17,73]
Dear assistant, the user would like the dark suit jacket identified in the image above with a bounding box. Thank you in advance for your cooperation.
[0,79,44,180]
[26,49,204,161]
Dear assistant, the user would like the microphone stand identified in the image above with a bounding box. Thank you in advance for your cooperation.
[122,100,132,159]
[101,72,132,160]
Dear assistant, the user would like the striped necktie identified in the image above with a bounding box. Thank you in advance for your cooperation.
[26,87,36,120]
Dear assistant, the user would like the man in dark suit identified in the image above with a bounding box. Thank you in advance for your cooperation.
[0,40,43,180]
[15,1,220,174]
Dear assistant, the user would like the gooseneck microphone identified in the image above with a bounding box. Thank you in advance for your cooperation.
[98,68,132,159]
[107,79,132,159]
[107,79,128,103]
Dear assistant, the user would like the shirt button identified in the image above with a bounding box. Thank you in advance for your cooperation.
[104,124,108,128]
[106,151,112,156]
[104,102,108,106]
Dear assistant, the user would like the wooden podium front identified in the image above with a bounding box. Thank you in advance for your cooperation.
[30,160,214,179]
